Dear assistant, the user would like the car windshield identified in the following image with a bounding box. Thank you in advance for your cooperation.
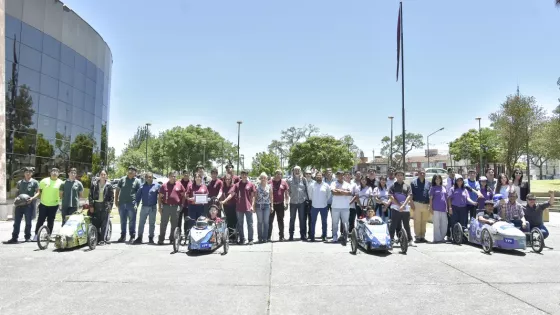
[367,224,387,233]
[64,219,80,228]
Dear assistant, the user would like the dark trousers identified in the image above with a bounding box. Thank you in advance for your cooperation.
[446,213,453,238]
[532,223,549,239]
[389,209,412,241]
[348,208,357,233]
[35,204,58,235]
[375,204,388,221]
[289,202,306,238]
[12,203,34,240]
[269,203,285,239]
[310,206,328,239]
[61,206,77,226]
[187,204,206,230]
[224,204,238,239]
[356,205,365,220]
[176,206,189,234]
[91,202,109,242]
[305,202,312,238]
[467,204,477,220]
[451,205,468,228]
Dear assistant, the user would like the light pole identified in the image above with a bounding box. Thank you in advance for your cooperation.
[475,117,483,174]
[388,116,394,168]
[145,123,151,168]
[237,121,242,175]
[427,127,444,168]
[527,124,531,187]
[201,139,207,167]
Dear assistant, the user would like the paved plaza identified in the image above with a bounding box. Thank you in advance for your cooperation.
[1,212,560,315]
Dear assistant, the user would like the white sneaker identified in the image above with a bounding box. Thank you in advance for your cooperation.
[32,235,37,242]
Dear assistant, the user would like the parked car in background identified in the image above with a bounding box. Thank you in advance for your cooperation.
[425,168,448,181]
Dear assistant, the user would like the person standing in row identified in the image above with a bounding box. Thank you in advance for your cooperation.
[222,170,256,245]
[187,173,208,227]
[323,168,335,212]
[388,170,413,245]
[357,176,373,219]
[465,169,480,220]
[477,176,494,210]
[221,174,237,242]
[134,172,160,244]
[386,167,396,190]
[207,168,223,208]
[223,164,240,184]
[346,171,359,233]
[411,169,431,243]
[448,175,478,230]
[429,175,448,243]
[269,170,288,241]
[330,171,352,243]
[255,172,273,243]
[59,168,84,226]
[288,166,309,241]
[177,170,191,235]
[308,171,331,242]
[303,170,314,239]
[115,166,142,243]
[158,171,184,245]
[6,167,39,243]
[33,168,63,240]
[373,176,389,222]
[485,168,497,192]
[88,169,114,245]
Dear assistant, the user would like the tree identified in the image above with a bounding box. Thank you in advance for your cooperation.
[529,120,558,179]
[489,93,546,176]
[449,128,501,165]
[250,152,280,177]
[380,132,424,170]
[268,124,320,166]
[288,136,353,171]
[339,135,361,163]
[70,133,96,166]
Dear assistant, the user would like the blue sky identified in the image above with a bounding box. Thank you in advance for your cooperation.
[64,0,560,162]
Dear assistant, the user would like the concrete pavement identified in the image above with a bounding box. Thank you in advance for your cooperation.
[1,211,560,315]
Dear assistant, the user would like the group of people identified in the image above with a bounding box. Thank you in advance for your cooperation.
[5,164,554,249]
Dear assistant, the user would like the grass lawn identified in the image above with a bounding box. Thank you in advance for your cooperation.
[530,180,560,194]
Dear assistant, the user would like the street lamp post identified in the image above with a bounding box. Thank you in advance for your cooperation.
[202,139,207,167]
[475,117,483,174]
[237,121,242,175]
[427,127,444,168]
[388,116,394,168]
[145,123,151,168]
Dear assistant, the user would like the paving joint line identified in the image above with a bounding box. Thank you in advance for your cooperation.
[266,241,273,315]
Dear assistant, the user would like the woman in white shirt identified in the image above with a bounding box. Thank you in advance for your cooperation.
[353,176,373,220]
[373,176,391,222]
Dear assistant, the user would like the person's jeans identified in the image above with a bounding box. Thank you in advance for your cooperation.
[269,204,285,240]
[35,204,58,235]
[389,209,412,241]
[138,205,157,238]
[331,208,350,241]
[256,203,271,241]
[187,204,206,230]
[532,223,549,239]
[118,203,137,237]
[12,203,34,240]
[160,204,179,243]
[224,204,238,239]
[289,202,306,239]
[61,206,77,226]
[310,206,328,240]
[451,205,468,229]
[236,211,254,242]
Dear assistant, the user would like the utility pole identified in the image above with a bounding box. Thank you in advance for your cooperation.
[389,116,394,168]
[427,127,444,168]
[475,117,482,174]
[237,121,242,175]
[145,123,151,169]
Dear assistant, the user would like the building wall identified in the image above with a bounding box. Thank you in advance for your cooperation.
[4,0,112,198]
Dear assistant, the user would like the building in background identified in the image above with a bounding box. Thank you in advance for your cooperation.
[2,0,112,207]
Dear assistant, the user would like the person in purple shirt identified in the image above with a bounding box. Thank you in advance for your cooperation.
[447,175,478,231]
[477,176,494,210]
[388,170,413,245]
[465,169,480,220]
[429,175,448,243]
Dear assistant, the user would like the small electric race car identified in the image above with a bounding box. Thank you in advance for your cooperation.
[37,210,99,251]
[350,216,408,254]
[172,212,229,255]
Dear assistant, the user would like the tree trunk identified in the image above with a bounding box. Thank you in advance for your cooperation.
[539,165,543,180]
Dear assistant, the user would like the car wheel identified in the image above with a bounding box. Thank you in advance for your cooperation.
[452,223,463,245]
[172,227,181,253]
[37,225,50,250]
[222,230,229,255]
[350,229,358,255]
[87,226,97,250]
[400,229,408,254]
[105,220,112,242]
[481,228,492,254]
[530,227,544,253]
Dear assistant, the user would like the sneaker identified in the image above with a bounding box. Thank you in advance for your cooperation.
[25,238,31,242]
[128,235,135,243]
[321,236,326,242]
[414,239,421,243]
[157,241,164,245]
[279,237,285,242]
[117,236,126,243]
[309,238,315,242]
[288,236,294,241]
[248,241,254,245]
[133,237,143,245]
[148,237,155,244]
[5,239,18,244]
[32,235,38,242]
[266,239,271,243]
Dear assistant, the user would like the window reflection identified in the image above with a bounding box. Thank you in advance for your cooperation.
[59,62,73,85]
[37,115,57,140]
[58,81,73,104]
[42,34,61,60]
[84,111,94,131]
[85,77,95,96]
[57,101,72,122]
[40,74,58,99]
[18,65,41,92]
[72,89,85,110]
[6,37,20,63]
[94,99,102,118]
[85,95,95,114]
[19,43,42,71]
[21,23,43,51]
[12,131,36,155]
[86,60,96,81]
[5,15,22,40]
[60,43,74,67]
[36,137,55,158]
[38,94,58,118]
[72,108,84,127]
[41,53,60,79]
[73,70,86,91]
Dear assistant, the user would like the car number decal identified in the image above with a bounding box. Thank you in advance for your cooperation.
[503,238,514,244]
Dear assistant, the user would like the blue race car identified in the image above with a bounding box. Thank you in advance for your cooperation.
[350,216,408,254]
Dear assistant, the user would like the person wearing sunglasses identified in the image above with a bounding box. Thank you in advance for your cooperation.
[524,191,555,240]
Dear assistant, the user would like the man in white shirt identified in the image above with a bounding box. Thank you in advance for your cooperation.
[330,170,353,243]
[309,171,331,242]
[386,167,396,190]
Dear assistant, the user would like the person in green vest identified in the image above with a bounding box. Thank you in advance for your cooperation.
[32,168,63,240]
[5,167,40,243]
[59,168,84,225]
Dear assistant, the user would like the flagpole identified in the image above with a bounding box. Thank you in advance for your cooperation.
[400,1,406,172]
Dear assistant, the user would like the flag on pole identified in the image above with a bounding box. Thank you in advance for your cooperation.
[396,2,402,81]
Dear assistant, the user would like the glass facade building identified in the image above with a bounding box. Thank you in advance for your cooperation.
[3,0,112,198]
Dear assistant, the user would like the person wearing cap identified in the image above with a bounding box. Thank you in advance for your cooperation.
[222,170,256,245]
[207,168,224,209]
[5,167,39,244]
[177,170,192,237]
[268,169,289,241]
[330,170,353,243]
[32,168,63,241]
[477,176,494,210]
[465,169,481,220]
[477,199,501,225]
[59,167,84,226]
[133,172,160,244]
[524,191,554,239]
[388,170,413,245]
[223,164,240,184]
[410,169,431,243]
[158,171,186,245]
[115,166,142,243]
